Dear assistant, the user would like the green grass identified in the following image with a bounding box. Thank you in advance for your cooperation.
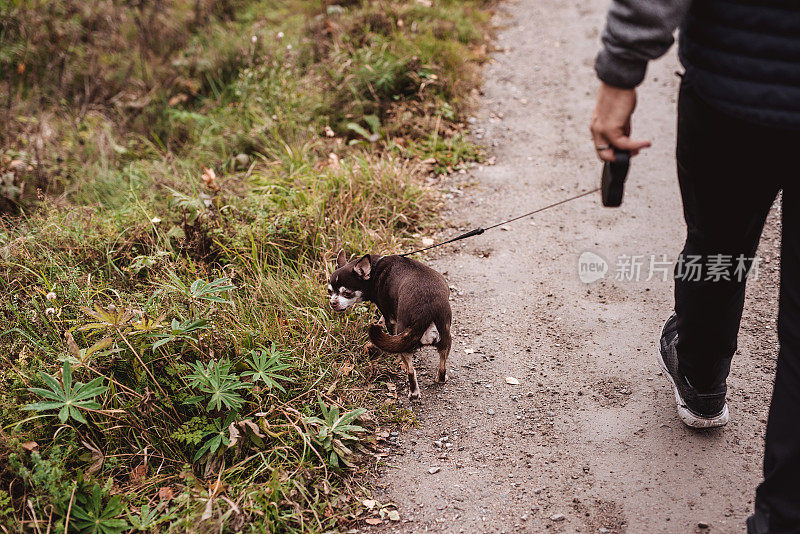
[0,0,492,531]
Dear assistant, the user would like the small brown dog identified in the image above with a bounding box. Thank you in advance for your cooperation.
[328,250,452,400]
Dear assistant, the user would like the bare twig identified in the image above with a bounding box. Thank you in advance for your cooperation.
[27,499,41,534]
[63,483,76,534]
[45,504,53,534]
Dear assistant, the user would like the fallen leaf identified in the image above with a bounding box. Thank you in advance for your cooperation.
[328,152,340,168]
[169,93,189,106]
[130,462,148,482]
[209,479,226,498]
[158,486,175,502]
[387,510,400,521]
[201,166,219,191]
[21,441,38,451]
[65,331,80,358]
[239,419,265,439]
[505,376,520,385]
[201,497,214,521]
[365,518,381,525]
[8,159,26,172]
[362,499,377,509]
[137,387,156,416]
[82,439,104,475]
[228,421,242,446]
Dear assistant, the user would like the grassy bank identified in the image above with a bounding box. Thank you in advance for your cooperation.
[0,0,491,531]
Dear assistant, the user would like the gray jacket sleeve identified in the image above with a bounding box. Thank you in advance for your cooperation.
[595,0,692,88]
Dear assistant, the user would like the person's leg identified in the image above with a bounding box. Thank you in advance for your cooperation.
[673,81,780,394]
[751,181,800,532]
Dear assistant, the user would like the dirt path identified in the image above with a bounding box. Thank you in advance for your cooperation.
[370,0,780,532]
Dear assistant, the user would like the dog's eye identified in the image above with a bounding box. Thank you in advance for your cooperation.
[341,289,353,297]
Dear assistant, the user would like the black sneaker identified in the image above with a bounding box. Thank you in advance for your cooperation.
[658,314,729,428]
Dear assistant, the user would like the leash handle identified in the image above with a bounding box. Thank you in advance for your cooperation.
[601,149,631,207]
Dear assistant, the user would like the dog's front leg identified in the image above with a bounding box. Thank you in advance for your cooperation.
[401,352,420,400]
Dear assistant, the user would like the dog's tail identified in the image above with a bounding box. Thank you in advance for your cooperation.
[368,323,424,353]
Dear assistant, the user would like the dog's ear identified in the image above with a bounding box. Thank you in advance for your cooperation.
[336,249,347,268]
[354,254,372,280]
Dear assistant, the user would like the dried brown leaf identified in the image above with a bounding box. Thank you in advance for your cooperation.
[130,462,148,482]
[158,486,175,502]
[201,166,219,191]
[169,93,189,106]
[65,331,80,358]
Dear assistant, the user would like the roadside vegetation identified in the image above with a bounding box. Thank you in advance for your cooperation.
[0,0,491,531]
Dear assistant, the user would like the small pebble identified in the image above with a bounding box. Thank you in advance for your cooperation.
[550,513,565,522]
[234,153,250,169]
[428,467,441,474]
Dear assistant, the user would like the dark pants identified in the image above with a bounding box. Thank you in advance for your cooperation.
[673,80,800,533]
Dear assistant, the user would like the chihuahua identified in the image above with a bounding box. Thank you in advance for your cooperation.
[328,250,452,400]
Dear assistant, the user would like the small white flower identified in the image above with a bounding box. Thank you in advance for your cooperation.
[151,217,161,224]
[251,35,257,44]
[46,291,56,301]
[277,31,284,39]
[45,307,56,316]
[286,44,292,50]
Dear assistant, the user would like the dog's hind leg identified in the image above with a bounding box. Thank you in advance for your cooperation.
[436,336,451,383]
[401,352,420,400]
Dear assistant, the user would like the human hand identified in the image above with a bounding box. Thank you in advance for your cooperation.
[590,82,651,162]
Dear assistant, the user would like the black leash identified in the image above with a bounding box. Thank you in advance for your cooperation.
[400,186,601,257]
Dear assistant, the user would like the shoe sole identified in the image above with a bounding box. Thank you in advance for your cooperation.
[656,347,729,429]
